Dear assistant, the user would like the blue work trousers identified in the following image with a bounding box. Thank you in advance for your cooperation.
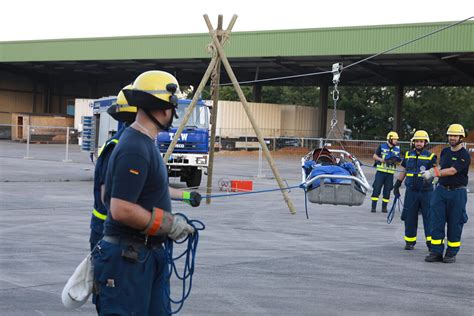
[90,229,103,252]
[90,214,107,251]
[430,186,468,256]
[401,188,432,245]
[92,240,170,315]
[371,171,394,208]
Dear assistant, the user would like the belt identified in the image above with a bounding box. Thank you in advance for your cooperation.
[439,184,466,191]
[103,235,163,249]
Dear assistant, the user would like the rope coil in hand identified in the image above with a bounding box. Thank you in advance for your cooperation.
[163,214,205,314]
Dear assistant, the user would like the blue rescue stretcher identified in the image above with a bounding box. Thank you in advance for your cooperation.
[300,148,371,206]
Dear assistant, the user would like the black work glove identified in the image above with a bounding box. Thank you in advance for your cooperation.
[182,191,202,207]
[393,179,402,197]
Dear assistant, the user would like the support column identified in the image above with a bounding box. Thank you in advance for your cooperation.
[58,83,64,114]
[32,80,38,113]
[394,85,403,134]
[44,82,51,113]
[252,84,262,102]
[319,84,328,138]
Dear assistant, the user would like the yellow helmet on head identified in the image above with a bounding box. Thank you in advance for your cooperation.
[123,70,179,111]
[411,130,430,143]
[446,124,465,137]
[387,131,399,141]
[107,84,137,124]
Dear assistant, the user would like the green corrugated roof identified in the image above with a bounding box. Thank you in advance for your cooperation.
[0,21,473,62]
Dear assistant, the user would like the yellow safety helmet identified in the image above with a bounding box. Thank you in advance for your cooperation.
[123,70,179,111]
[446,124,465,137]
[107,84,137,124]
[387,131,399,140]
[411,130,430,143]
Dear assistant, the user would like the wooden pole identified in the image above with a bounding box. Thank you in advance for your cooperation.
[204,14,297,215]
[206,15,223,204]
[163,15,238,163]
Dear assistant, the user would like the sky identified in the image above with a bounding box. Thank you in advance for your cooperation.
[0,0,473,41]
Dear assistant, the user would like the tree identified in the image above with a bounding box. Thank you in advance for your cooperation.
[199,84,473,141]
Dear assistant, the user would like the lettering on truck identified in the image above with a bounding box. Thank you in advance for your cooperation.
[168,133,188,141]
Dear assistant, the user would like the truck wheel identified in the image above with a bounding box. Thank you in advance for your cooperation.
[186,168,202,188]
[224,142,235,150]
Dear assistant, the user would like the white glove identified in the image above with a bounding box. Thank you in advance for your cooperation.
[421,167,440,182]
[168,214,195,241]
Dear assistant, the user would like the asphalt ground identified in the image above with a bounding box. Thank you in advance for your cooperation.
[0,140,473,316]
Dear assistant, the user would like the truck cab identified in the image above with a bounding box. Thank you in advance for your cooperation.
[156,99,210,188]
[82,97,210,188]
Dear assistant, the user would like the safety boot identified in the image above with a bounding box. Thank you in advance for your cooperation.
[443,254,456,263]
[424,252,443,262]
[371,208,376,213]
[404,242,415,250]
[381,206,388,213]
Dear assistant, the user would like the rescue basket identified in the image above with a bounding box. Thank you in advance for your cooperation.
[301,148,371,206]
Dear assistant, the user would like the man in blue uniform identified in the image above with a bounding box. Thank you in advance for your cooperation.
[89,86,202,251]
[393,130,437,251]
[423,124,470,263]
[92,70,197,315]
[89,86,137,250]
[371,131,401,213]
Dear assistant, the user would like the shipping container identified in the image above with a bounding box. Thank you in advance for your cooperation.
[214,100,345,149]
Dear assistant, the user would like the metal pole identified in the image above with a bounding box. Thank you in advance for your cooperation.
[204,14,296,215]
[63,126,72,162]
[24,125,33,159]
[257,143,265,178]
[206,15,223,205]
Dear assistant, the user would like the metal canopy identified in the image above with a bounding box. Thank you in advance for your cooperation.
[1,21,473,89]
[2,52,473,87]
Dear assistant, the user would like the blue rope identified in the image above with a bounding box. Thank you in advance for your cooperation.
[163,214,205,315]
[304,188,309,219]
[173,185,301,202]
[387,194,403,224]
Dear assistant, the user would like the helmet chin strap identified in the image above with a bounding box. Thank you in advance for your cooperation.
[144,109,171,132]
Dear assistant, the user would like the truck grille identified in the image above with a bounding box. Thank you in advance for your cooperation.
[158,142,201,152]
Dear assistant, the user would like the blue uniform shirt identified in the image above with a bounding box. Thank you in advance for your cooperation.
[103,127,171,239]
[401,149,437,191]
[375,143,401,174]
[438,147,471,187]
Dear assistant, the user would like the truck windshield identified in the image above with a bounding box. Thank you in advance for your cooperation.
[172,103,209,129]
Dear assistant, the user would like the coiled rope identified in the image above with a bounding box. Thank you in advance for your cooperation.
[163,214,205,314]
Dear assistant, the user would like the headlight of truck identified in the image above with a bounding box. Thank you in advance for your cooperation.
[196,156,207,164]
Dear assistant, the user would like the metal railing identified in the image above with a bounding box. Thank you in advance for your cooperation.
[1,124,472,167]
[213,131,474,166]
[0,124,81,162]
